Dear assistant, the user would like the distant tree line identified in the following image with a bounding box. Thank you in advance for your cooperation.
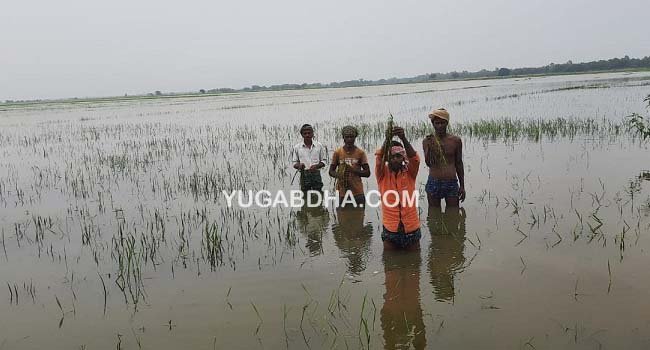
[4,56,650,104]
[202,55,650,94]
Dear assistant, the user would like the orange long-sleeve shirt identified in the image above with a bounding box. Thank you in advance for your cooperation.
[375,149,420,233]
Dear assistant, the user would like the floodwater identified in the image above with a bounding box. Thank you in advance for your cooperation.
[1,72,650,349]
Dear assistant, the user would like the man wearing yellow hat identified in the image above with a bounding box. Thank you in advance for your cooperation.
[422,108,466,207]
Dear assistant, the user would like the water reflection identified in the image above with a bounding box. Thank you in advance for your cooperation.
[296,204,330,256]
[332,207,373,276]
[427,207,467,303]
[381,249,426,349]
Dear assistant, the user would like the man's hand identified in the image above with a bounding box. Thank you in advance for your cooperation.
[393,126,406,141]
[458,187,466,202]
[294,163,306,170]
[393,126,416,157]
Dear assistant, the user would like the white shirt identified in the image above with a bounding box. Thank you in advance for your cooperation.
[291,140,327,169]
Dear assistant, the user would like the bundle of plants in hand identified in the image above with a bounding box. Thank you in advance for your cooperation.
[381,114,394,163]
[335,162,350,190]
[427,134,448,167]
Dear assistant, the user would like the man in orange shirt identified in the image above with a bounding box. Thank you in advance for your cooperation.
[375,126,421,250]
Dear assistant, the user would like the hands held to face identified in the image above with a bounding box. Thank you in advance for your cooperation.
[392,126,407,141]
[294,163,323,171]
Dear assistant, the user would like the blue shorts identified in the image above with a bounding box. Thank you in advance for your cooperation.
[425,177,459,199]
[381,226,421,248]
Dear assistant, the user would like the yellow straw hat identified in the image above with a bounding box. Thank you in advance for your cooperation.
[428,108,450,122]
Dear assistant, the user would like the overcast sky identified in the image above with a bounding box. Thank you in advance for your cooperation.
[1,0,648,101]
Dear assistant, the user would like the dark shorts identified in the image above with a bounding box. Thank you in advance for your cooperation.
[301,170,323,192]
[381,226,421,249]
[425,177,459,199]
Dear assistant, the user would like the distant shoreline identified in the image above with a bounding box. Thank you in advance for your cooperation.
[2,67,649,109]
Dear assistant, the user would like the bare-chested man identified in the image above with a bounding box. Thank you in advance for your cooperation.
[422,108,466,207]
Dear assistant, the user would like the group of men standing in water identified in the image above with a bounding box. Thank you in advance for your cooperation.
[290,108,465,250]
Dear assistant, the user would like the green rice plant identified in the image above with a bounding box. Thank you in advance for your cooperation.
[1,229,6,262]
[112,224,146,306]
[607,260,613,294]
[98,272,107,315]
[334,162,350,191]
[625,114,650,141]
[251,301,263,335]
[381,114,394,163]
[201,221,224,270]
[366,116,630,143]
[7,282,14,305]
[624,94,650,141]
[425,133,448,167]
[358,293,372,349]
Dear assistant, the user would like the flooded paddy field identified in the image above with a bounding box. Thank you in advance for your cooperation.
[1,72,650,349]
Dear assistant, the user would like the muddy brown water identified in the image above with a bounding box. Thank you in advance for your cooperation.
[1,72,649,349]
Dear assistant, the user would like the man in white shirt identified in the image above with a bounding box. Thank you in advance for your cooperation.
[291,124,327,192]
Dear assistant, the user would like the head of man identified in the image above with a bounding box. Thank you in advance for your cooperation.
[300,124,314,142]
[341,125,358,147]
[389,141,407,172]
[428,108,450,136]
